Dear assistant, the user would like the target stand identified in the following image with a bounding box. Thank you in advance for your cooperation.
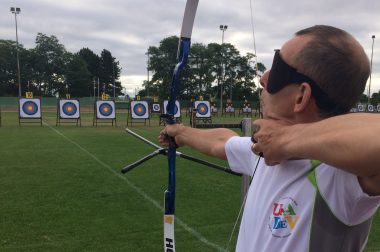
[18,97,42,126]
[56,99,81,126]
[190,100,212,127]
[367,104,375,113]
[160,100,181,126]
[210,102,218,117]
[127,100,150,126]
[151,102,162,116]
[185,99,195,117]
[93,100,117,126]
[239,102,253,117]
[223,101,235,117]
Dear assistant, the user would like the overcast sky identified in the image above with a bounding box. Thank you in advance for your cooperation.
[2,0,379,97]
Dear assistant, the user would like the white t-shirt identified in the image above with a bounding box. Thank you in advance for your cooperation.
[225,136,380,252]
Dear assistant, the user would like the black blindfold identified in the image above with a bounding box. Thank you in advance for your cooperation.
[267,50,341,114]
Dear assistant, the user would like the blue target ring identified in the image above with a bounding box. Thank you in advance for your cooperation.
[166,103,178,115]
[99,103,113,116]
[62,102,77,116]
[197,103,209,115]
[133,103,147,116]
[22,101,38,115]
[153,103,160,112]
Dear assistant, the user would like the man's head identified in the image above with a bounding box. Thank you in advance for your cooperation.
[261,25,370,119]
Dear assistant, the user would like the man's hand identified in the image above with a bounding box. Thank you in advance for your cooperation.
[251,119,293,165]
[159,124,185,147]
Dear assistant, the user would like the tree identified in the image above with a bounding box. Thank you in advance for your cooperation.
[0,40,19,95]
[99,49,122,97]
[33,33,68,96]
[146,36,265,102]
[147,36,180,99]
[0,35,124,98]
[65,54,92,97]
[78,48,100,79]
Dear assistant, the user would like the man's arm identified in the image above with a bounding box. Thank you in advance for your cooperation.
[253,113,380,195]
[159,124,238,160]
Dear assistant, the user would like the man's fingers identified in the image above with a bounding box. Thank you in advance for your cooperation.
[251,143,263,157]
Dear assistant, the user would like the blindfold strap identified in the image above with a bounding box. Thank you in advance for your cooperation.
[268,50,344,114]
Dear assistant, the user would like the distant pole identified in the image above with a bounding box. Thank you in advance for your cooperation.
[113,63,116,98]
[97,77,100,98]
[147,53,150,97]
[10,7,21,97]
[219,25,228,112]
[368,35,375,105]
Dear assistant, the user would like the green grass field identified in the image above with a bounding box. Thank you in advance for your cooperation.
[0,109,379,251]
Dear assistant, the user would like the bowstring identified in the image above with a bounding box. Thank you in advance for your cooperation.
[225,156,261,251]
[225,1,261,250]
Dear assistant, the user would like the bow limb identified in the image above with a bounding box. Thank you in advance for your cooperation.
[164,1,198,251]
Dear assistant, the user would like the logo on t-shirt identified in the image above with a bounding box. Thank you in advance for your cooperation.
[268,196,300,238]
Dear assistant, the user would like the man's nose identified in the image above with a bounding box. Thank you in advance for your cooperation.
[259,70,270,90]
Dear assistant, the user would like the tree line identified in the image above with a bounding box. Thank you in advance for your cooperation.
[2,33,377,104]
[143,36,266,102]
[0,33,122,97]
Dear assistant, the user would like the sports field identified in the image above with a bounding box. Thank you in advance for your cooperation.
[0,109,379,251]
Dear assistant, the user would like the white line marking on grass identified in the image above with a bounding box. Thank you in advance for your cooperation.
[44,122,227,252]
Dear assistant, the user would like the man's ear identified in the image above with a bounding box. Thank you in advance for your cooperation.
[294,83,312,113]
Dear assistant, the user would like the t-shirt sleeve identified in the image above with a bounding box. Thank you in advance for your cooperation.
[225,136,258,176]
[316,164,380,225]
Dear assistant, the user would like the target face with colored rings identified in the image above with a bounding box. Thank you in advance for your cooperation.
[152,103,161,112]
[194,100,211,117]
[99,103,113,116]
[19,98,41,118]
[23,101,38,115]
[131,101,149,118]
[63,102,77,115]
[59,99,80,118]
[197,103,209,115]
[96,100,116,119]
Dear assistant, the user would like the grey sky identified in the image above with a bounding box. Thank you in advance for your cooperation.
[2,0,379,97]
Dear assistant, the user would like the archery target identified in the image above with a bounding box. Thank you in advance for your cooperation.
[131,101,149,119]
[377,104,380,112]
[243,104,252,113]
[225,104,234,113]
[194,101,211,117]
[211,105,218,113]
[59,99,80,118]
[163,100,181,118]
[96,100,115,119]
[152,103,161,113]
[368,104,374,112]
[357,104,365,112]
[19,98,41,118]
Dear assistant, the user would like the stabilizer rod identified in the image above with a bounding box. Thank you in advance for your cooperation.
[121,128,241,176]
